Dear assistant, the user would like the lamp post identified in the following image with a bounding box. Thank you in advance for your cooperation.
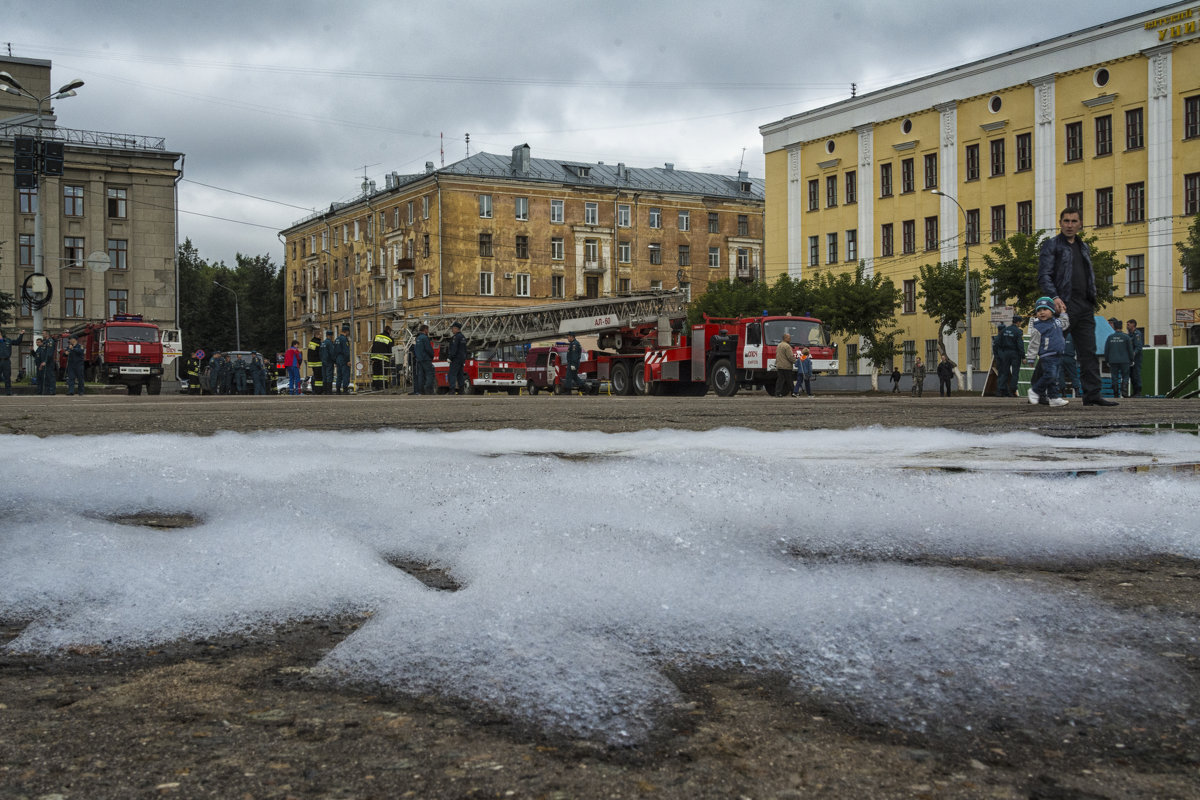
[0,71,85,343]
[213,281,241,351]
[930,189,973,393]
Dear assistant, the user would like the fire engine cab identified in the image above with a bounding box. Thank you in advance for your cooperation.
[63,314,166,395]
[432,345,527,394]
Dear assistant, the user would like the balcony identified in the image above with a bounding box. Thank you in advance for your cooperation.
[582,260,607,274]
[394,257,415,273]
[292,281,308,298]
[736,266,757,281]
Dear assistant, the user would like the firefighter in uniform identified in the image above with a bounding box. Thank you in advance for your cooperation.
[307,329,325,394]
[410,324,435,395]
[185,350,204,394]
[563,332,585,394]
[250,352,268,395]
[0,328,25,395]
[369,326,393,391]
[37,335,58,395]
[334,324,352,393]
[320,330,335,394]
[446,322,467,394]
[64,335,86,396]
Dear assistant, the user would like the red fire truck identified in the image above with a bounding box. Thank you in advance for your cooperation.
[62,314,166,395]
[432,345,527,394]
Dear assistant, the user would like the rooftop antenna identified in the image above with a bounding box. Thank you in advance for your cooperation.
[465,132,470,158]
[851,82,857,98]
[737,147,746,173]
[357,163,380,194]
[440,132,444,167]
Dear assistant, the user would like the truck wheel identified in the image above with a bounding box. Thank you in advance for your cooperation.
[710,359,738,397]
[610,361,631,395]
[463,379,476,395]
[528,382,539,395]
[148,378,162,396]
[632,361,647,395]
[127,383,144,396]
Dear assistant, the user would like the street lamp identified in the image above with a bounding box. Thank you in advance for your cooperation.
[930,189,974,393]
[0,71,85,342]
[213,281,241,351]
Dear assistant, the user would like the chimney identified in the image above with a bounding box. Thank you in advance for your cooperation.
[617,162,626,180]
[511,143,531,174]
[384,174,394,190]
[664,163,674,171]
[425,161,435,173]
[369,180,376,194]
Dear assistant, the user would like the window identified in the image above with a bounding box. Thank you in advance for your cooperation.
[1065,191,1083,215]
[108,239,128,270]
[880,223,894,257]
[1015,133,1032,172]
[585,239,599,265]
[479,271,494,296]
[708,212,719,233]
[924,216,938,251]
[648,243,662,264]
[1185,95,1200,139]
[1095,115,1112,156]
[618,240,631,263]
[737,215,749,236]
[903,340,916,372]
[923,153,938,189]
[515,235,529,259]
[826,232,838,264]
[989,139,1005,176]
[1066,122,1083,161]
[19,234,33,266]
[902,280,916,313]
[407,201,415,224]
[901,158,914,193]
[479,233,493,257]
[649,208,661,228]
[1127,255,1145,295]
[846,343,858,375]
[585,276,600,299]
[515,196,529,221]
[107,187,127,218]
[64,185,84,216]
[1095,187,1113,227]
[965,143,980,181]
[423,234,430,258]
[845,170,857,204]
[19,186,37,214]
[1126,108,1144,150]
[965,209,980,246]
[970,337,981,371]
[479,194,492,218]
[551,275,565,298]
[678,245,690,266]
[880,163,893,197]
[353,221,360,241]
[846,229,857,262]
[64,287,85,318]
[808,236,819,266]
[550,199,564,223]
[677,210,690,231]
[1017,201,1033,235]
[708,246,720,268]
[551,237,564,261]
[423,195,430,219]
[902,220,915,254]
[1186,173,1200,215]
[108,289,128,317]
[990,206,1006,242]
[585,202,598,225]
[516,273,530,297]
[618,204,631,227]
[618,278,631,294]
[826,175,838,207]
[1126,182,1145,223]
[808,179,819,210]
[64,237,85,268]
[422,274,431,297]
[925,340,940,370]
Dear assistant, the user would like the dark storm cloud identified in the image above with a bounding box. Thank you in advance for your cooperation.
[9,0,1137,264]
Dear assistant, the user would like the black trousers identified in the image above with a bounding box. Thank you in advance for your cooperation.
[1066,305,1100,400]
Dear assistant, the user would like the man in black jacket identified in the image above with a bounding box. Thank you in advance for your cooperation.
[1036,207,1117,407]
[446,322,467,394]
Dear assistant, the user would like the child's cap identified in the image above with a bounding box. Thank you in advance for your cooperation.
[1034,296,1054,312]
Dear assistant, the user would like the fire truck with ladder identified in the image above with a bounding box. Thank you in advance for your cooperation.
[62,313,166,395]
[393,293,836,396]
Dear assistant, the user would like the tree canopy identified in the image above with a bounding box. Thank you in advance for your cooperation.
[916,259,985,340]
[982,230,1123,315]
[1176,214,1200,290]
[178,239,284,357]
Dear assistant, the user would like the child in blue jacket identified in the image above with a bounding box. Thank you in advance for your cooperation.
[1025,296,1070,407]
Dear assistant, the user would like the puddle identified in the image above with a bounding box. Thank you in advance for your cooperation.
[483,451,628,462]
[385,557,463,591]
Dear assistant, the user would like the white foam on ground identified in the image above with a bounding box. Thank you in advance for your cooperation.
[2,427,1198,743]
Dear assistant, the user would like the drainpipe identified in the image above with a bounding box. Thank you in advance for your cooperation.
[436,174,444,314]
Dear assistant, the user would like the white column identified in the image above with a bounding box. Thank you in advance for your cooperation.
[856,125,874,276]
[1144,45,1174,345]
[1031,76,1057,232]
[936,102,959,265]
[786,146,804,279]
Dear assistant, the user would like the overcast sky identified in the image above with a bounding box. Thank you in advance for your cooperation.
[7,0,1140,267]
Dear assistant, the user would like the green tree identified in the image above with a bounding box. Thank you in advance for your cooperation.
[916,259,985,344]
[178,240,284,358]
[1085,233,1124,311]
[981,232,1043,315]
[0,239,14,326]
[686,279,771,325]
[1179,214,1200,289]
[808,263,902,389]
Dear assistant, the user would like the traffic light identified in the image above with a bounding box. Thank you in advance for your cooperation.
[41,141,64,176]
[13,136,37,188]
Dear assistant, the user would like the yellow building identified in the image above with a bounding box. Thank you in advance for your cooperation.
[761,4,1200,384]
[280,144,764,348]
[1,57,183,371]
